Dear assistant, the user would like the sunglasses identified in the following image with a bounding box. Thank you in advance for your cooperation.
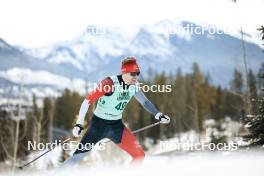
[130,72,140,76]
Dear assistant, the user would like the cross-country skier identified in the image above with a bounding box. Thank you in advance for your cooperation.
[62,56,170,167]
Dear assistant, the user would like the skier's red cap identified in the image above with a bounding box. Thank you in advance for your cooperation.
[121,56,140,74]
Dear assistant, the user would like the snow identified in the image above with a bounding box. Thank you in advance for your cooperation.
[23,25,140,69]
[0,68,70,88]
[10,17,262,91]
[127,27,176,57]
[47,50,84,71]
[25,146,63,170]
[153,19,192,41]
[22,16,263,76]
[1,150,264,176]
[0,39,11,49]
[0,68,88,92]
[0,127,261,176]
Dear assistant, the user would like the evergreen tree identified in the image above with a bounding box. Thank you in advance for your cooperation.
[229,69,244,120]
[54,89,83,130]
[174,68,187,132]
[243,93,264,145]
[231,69,243,94]
[213,86,224,121]
[185,74,199,132]
[248,69,258,114]
[43,97,53,142]
[32,94,42,144]
[243,66,264,146]
[258,63,264,91]
[257,25,264,45]
[191,63,205,132]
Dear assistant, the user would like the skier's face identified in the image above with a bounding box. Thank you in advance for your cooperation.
[122,72,139,85]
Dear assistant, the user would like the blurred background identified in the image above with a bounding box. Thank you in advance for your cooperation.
[0,0,264,175]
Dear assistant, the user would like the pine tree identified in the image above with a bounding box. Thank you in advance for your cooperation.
[191,63,205,133]
[229,69,244,120]
[248,69,258,114]
[31,94,42,144]
[258,63,264,91]
[54,89,83,130]
[243,67,264,146]
[174,69,187,133]
[43,97,52,142]
[185,74,199,132]
[231,69,243,94]
[213,86,224,121]
[257,25,264,45]
[243,94,264,145]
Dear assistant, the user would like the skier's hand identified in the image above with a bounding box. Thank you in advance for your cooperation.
[155,112,170,124]
[72,124,83,137]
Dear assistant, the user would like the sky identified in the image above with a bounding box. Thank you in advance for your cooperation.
[0,0,263,48]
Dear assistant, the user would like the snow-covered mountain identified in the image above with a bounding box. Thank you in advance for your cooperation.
[22,20,264,84]
[1,19,264,100]
[0,38,87,102]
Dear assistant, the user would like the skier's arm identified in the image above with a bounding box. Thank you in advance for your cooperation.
[134,89,170,124]
[85,77,114,103]
[76,77,113,125]
[134,90,159,116]
[73,78,113,137]
[75,99,90,125]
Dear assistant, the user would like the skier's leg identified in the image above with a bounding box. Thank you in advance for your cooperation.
[60,152,87,168]
[60,117,105,168]
[116,127,145,165]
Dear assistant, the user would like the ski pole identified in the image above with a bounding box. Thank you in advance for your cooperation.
[103,121,161,144]
[19,122,161,169]
[132,121,161,134]
[18,138,71,170]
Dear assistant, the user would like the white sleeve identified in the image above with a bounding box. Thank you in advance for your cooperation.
[76,99,90,125]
